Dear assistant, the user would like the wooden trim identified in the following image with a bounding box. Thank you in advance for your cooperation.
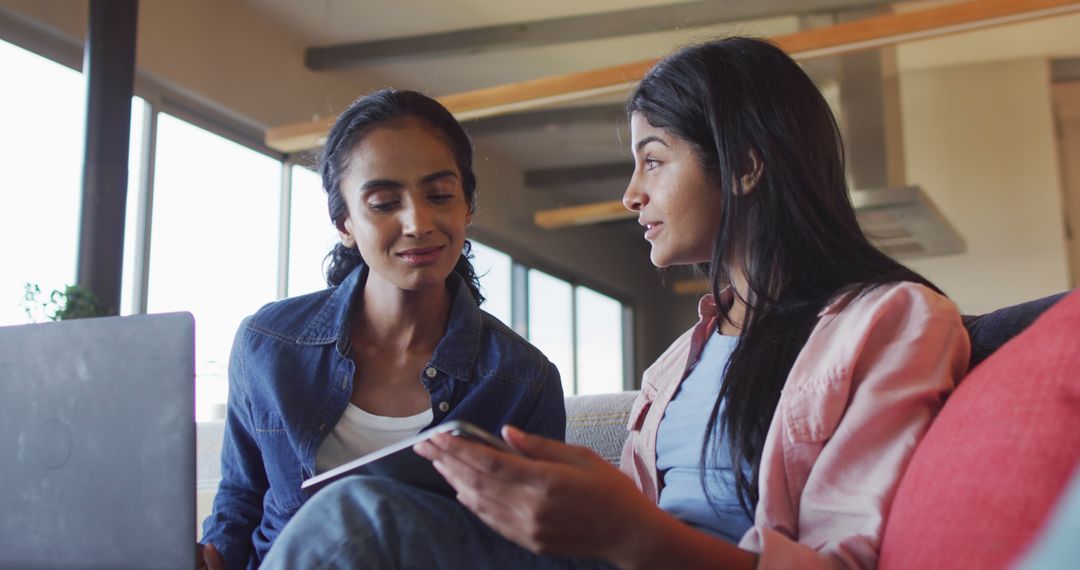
[533,200,633,229]
[265,116,337,153]
[672,279,710,296]
[774,0,1080,59]
[266,0,1080,152]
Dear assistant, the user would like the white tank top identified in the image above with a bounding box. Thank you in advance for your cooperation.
[314,403,434,474]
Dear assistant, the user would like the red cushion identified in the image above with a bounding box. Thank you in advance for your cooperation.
[879,290,1080,570]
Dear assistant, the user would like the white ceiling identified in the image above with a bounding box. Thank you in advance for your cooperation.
[239,0,691,45]
[232,0,1080,210]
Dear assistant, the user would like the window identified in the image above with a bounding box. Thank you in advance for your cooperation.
[287,165,338,297]
[470,241,512,326]
[575,286,624,394]
[0,39,84,326]
[148,113,281,420]
[528,269,576,396]
[525,269,629,395]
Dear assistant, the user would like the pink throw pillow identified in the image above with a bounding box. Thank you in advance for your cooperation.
[879,290,1080,570]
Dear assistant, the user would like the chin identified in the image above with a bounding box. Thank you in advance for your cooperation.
[649,250,673,269]
[403,273,449,292]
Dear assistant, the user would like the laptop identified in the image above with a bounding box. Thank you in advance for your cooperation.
[0,312,196,569]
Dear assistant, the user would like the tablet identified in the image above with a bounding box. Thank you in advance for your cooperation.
[300,420,517,496]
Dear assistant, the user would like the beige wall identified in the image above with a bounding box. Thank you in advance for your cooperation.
[1053,81,1080,288]
[899,58,1070,314]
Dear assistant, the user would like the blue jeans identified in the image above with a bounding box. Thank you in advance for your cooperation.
[261,476,617,570]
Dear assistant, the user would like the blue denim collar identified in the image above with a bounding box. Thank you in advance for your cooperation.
[296,264,481,383]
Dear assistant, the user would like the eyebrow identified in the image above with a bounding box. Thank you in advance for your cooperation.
[360,170,459,192]
[420,170,458,185]
[635,135,669,153]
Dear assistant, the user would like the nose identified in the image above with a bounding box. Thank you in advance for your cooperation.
[623,171,647,212]
[402,201,435,237]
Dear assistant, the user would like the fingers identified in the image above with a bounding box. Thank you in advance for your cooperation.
[419,435,531,500]
[203,543,226,570]
[502,425,598,468]
[416,433,531,478]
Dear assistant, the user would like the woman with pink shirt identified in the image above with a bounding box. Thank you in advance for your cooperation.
[263,37,969,570]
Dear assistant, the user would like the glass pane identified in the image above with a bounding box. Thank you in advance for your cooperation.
[470,241,512,326]
[527,270,574,395]
[575,286,624,395]
[0,40,83,326]
[120,96,146,315]
[287,165,338,297]
[148,113,281,421]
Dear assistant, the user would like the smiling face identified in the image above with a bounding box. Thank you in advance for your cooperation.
[337,119,471,293]
[623,113,725,268]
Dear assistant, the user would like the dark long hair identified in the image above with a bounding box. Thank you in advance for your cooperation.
[319,88,484,305]
[628,37,940,516]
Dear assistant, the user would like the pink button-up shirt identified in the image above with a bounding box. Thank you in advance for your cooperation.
[619,282,970,569]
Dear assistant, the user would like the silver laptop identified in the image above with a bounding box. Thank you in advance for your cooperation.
[0,313,196,569]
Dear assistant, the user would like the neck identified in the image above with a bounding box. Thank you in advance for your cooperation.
[719,268,749,336]
[354,273,453,352]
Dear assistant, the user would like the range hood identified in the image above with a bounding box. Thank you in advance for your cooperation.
[853,186,964,258]
[837,43,964,260]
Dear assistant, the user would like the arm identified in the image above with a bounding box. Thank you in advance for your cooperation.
[743,285,970,569]
[414,427,757,569]
[199,321,268,570]
[516,359,566,442]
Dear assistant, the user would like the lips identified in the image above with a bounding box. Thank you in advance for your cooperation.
[641,220,663,241]
[397,245,445,267]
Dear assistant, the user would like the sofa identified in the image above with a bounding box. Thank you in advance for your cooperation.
[196,290,1079,568]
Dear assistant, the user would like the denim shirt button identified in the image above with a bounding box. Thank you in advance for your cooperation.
[425,367,438,378]
[438,401,450,412]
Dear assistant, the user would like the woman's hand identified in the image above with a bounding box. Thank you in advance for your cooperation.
[413,425,668,565]
[196,542,226,570]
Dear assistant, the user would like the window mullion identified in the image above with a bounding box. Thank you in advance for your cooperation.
[277,162,292,300]
[131,100,157,315]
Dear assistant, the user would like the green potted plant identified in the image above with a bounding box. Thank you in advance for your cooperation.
[22,283,107,322]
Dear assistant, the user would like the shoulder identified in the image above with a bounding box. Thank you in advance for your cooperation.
[243,288,336,342]
[822,281,960,332]
[797,281,968,381]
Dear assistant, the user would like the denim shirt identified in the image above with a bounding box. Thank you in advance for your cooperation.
[201,265,565,570]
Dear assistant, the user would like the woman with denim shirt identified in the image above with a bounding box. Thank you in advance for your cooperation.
[196,90,565,570]
[263,38,969,569]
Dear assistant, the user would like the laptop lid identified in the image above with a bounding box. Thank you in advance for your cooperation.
[0,312,196,569]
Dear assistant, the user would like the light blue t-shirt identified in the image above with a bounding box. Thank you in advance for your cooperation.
[655,330,754,543]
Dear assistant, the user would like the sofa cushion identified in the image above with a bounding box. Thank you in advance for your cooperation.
[962,292,1067,369]
[565,391,638,464]
[879,289,1080,570]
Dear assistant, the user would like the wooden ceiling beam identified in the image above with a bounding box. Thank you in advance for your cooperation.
[533,201,634,229]
[266,0,1080,153]
[305,0,888,70]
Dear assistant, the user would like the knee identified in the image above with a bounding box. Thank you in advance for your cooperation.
[302,475,405,525]
[265,476,401,567]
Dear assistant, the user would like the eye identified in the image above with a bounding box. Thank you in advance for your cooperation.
[429,193,455,204]
[643,157,661,171]
[367,200,399,212]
